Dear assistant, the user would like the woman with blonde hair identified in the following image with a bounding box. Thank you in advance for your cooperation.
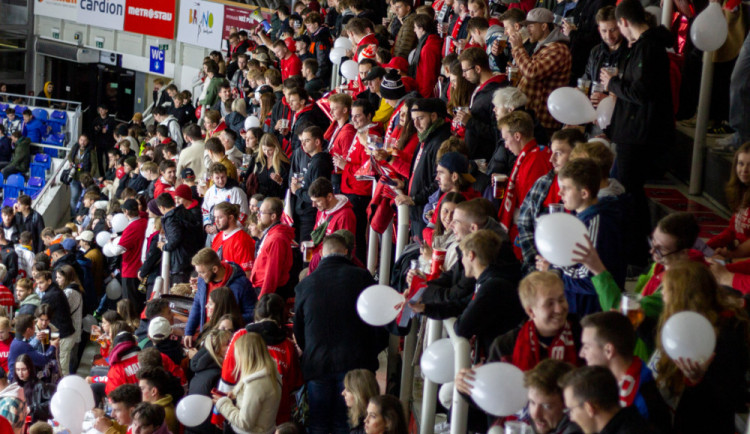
[212,332,282,434]
[116,298,140,330]
[254,134,290,200]
[341,369,380,432]
[226,99,248,135]
[654,261,749,434]
[187,329,232,434]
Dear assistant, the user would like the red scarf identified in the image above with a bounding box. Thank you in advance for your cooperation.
[619,357,643,408]
[511,320,577,371]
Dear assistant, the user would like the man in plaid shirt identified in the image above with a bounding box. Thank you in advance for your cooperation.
[517,129,586,274]
[509,8,572,131]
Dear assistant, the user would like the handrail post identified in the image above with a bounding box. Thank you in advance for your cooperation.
[661,0,673,31]
[420,319,443,434]
[395,204,410,260]
[379,223,393,284]
[152,277,163,299]
[161,250,171,297]
[689,51,715,195]
[367,182,379,275]
[444,318,471,434]
[399,319,418,417]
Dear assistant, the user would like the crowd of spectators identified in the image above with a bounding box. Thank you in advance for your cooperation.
[0,0,748,432]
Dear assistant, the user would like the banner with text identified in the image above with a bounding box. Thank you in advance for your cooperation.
[176,0,224,49]
[222,6,271,39]
[123,0,176,39]
[35,0,79,21]
[77,0,126,30]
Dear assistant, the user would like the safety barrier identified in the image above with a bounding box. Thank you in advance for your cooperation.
[161,250,171,297]
[420,318,471,434]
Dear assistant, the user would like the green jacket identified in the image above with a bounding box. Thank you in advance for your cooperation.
[7,137,30,173]
[200,76,222,108]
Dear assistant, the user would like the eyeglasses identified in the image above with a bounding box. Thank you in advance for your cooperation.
[647,236,681,260]
[563,401,585,414]
[462,66,475,73]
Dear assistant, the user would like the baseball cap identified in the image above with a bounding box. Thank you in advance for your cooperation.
[364,66,387,82]
[383,57,409,73]
[121,199,139,212]
[61,238,77,252]
[521,8,555,25]
[439,152,476,183]
[148,316,173,341]
[180,167,196,180]
[49,243,64,254]
[76,230,94,242]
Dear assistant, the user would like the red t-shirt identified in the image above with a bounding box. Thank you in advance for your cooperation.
[280,54,302,81]
[211,228,256,272]
[0,337,11,372]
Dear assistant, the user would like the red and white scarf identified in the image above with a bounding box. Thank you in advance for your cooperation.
[511,320,578,371]
[619,357,643,408]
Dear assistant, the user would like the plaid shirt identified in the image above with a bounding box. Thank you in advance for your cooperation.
[513,39,571,130]
[517,170,556,272]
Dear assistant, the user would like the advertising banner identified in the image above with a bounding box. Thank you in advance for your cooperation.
[176,0,224,50]
[35,0,79,22]
[123,0,176,39]
[77,0,126,30]
[222,6,271,39]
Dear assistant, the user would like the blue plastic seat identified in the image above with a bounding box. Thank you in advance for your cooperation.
[3,174,24,199]
[0,104,8,118]
[24,176,43,197]
[49,110,67,125]
[2,198,16,208]
[14,106,27,115]
[32,109,48,121]
[30,165,46,180]
[42,134,64,147]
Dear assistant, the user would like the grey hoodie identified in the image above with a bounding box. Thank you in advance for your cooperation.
[599,178,626,198]
[533,26,570,54]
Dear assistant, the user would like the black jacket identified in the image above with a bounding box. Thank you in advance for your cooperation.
[254,159,290,200]
[144,336,185,367]
[305,78,326,100]
[465,77,506,160]
[16,210,45,253]
[487,315,582,363]
[607,26,674,149]
[311,26,333,81]
[293,255,387,381]
[139,234,161,290]
[581,41,629,82]
[0,136,11,162]
[116,172,149,198]
[290,105,331,152]
[0,243,18,287]
[599,406,659,434]
[175,103,198,127]
[162,206,203,274]
[294,151,334,219]
[564,0,615,85]
[186,347,222,434]
[91,115,116,149]
[453,265,525,359]
[408,121,451,235]
[68,142,94,181]
[40,284,75,339]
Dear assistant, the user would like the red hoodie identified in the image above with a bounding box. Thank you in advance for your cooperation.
[341,124,383,197]
[416,34,443,98]
[104,340,187,395]
[118,217,148,278]
[280,53,302,80]
[312,195,357,253]
[153,177,175,199]
[250,223,296,296]
[325,121,357,161]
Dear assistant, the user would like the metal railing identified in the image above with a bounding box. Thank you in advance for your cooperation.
[420,318,471,434]
[161,250,171,297]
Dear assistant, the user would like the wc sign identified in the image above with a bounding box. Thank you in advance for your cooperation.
[149,46,165,74]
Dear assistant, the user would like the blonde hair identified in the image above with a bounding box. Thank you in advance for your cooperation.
[257,134,290,176]
[232,333,281,393]
[518,271,564,310]
[344,369,380,426]
[231,99,247,118]
[170,283,193,297]
[204,329,232,366]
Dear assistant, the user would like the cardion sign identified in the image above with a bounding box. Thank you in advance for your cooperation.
[123,0,176,39]
[77,0,126,30]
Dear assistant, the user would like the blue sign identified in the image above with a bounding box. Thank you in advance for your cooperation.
[149,45,165,74]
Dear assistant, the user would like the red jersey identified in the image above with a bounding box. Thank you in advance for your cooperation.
[211,228,256,272]
[0,337,11,372]
[118,217,148,278]
[280,54,302,80]
[0,286,13,307]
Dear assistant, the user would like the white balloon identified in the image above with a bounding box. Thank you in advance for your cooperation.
[244,115,261,130]
[96,231,113,248]
[690,3,728,52]
[58,375,95,410]
[356,284,404,326]
[596,96,616,130]
[329,47,347,65]
[661,311,716,362]
[111,213,130,234]
[106,278,123,300]
[176,394,214,427]
[439,381,454,409]
[341,60,359,81]
[51,388,85,434]
[468,363,528,417]
[547,87,597,125]
[534,213,589,267]
[334,37,353,50]
[421,339,455,384]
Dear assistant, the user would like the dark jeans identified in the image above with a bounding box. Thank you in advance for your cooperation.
[1,165,21,179]
[122,277,145,313]
[307,372,349,434]
[615,142,652,266]
[345,193,370,264]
